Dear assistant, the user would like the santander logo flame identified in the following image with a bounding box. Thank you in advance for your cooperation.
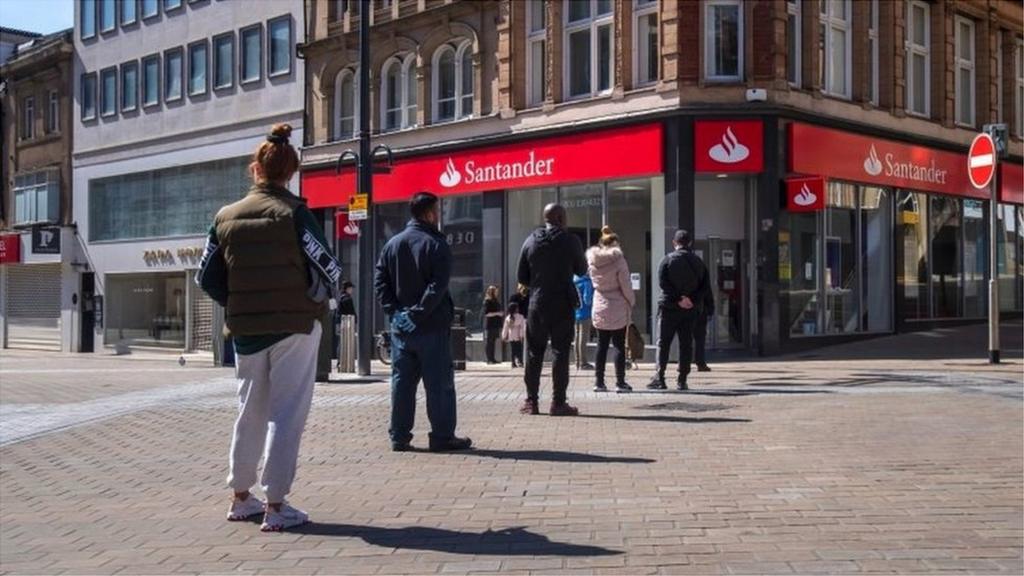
[708,126,750,164]
[343,220,360,237]
[793,183,818,207]
[863,144,883,176]
[439,158,462,188]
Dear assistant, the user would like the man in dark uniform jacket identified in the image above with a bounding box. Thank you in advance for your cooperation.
[516,204,587,416]
[649,230,710,391]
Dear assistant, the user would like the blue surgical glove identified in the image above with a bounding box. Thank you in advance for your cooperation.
[392,310,417,334]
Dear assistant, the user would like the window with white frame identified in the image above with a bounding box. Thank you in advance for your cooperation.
[526,0,546,106]
[564,0,614,98]
[954,16,975,127]
[906,0,930,117]
[818,0,850,98]
[634,0,658,87]
[786,0,800,87]
[334,68,358,141]
[705,0,742,81]
[433,39,473,123]
[20,97,34,140]
[47,90,59,133]
[869,0,878,104]
[381,53,417,131]
[13,170,59,226]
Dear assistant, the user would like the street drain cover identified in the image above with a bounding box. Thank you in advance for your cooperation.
[639,402,733,413]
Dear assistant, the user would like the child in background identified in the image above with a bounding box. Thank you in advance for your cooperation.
[502,302,526,369]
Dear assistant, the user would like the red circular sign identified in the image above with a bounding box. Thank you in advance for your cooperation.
[968,133,996,189]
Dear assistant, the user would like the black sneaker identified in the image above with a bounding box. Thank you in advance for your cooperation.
[391,441,412,452]
[616,382,633,393]
[580,363,595,370]
[520,398,540,415]
[647,377,667,390]
[428,436,473,452]
[593,384,609,392]
[697,364,711,372]
[677,379,689,391]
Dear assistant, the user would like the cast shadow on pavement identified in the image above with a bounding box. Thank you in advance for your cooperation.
[577,414,751,424]
[291,524,622,556]
[465,449,656,464]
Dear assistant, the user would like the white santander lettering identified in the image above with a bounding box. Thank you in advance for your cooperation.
[883,152,948,185]
[462,150,555,185]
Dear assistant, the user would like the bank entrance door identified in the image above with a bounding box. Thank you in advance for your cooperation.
[693,177,755,351]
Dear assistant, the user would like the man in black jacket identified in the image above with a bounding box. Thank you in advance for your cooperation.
[649,229,710,391]
[516,203,587,416]
[374,192,472,453]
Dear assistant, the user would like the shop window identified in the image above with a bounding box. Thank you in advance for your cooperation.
[897,190,929,320]
[634,0,658,87]
[868,0,878,104]
[930,196,962,318]
[105,273,187,349]
[564,0,614,99]
[954,16,976,127]
[81,73,97,121]
[334,67,358,141]
[268,16,292,78]
[963,199,986,318]
[784,212,821,336]
[818,0,850,98]
[432,40,473,123]
[142,54,160,107]
[442,195,483,330]
[88,156,250,241]
[526,0,546,106]
[100,67,117,117]
[861,187,893,332]
[786,0,800,87]
[121,62,138,112]
[13,170,60,226]
[825,183,858,333]
[996,205,1022,312]
[81,0,97,40]
[906,0,930,117]
[164,48,183,102]
[705,0,742,82]
[381,54,417,132]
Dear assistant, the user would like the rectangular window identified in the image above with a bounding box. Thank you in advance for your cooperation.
[906,0,930,117]
[20,97,34,140]
[786,0,801,87]
[868,0,878,104]
[268,16,292,77]
[141,0,158,18]
[164,48,183,101]
[818,0,850,98]
[88,156,250,241]
[142,55,160,107]
[527,0,546,106]
[705,0,742,82]
[164,0,182,10]
[930,196,962,319]
[213,33,234,89]
[1016,39,1023,137]
[955,16,975,127]
[101,67,117,117]
[121,0,137,25]
[996,30,1003,124]
[240,25,262,84]
[12,170,60,226]
[634,0,658,86]
[564,0,614,99]
[121,61,138,111]
[188,41,208,96]
[81,73,97,120]
[81,0,97,39]
[100,0,116,31]
[46,90,59,133]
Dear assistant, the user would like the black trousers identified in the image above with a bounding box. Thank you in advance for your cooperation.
[594,328,627,384]
[485,327,501,363]
[510,341,524,366]
[693,313,708,366]
[525,307,574,405]
[656,308,698,380]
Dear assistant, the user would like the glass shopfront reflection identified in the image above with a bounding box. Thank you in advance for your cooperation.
[105,272,187,348]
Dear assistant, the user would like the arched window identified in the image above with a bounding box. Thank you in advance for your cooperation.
[333,67,358,141]
[381,53,418,132]
[432,39,473,123]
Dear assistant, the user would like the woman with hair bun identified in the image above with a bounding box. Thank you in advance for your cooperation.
[585,225,636,393]
[196,123,342,532]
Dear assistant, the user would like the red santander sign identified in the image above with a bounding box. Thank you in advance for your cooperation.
[0,234,20,264]
[695,120,763,173]
[786,176,825,212]
[967,133,996,189]
[303,124,663,208]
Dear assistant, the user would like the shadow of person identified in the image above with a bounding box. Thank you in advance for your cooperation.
[464,449,655,464]
[291,524,621,556]
[577,414,751,424]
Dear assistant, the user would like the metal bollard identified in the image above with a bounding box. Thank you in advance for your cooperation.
[338,315,357,373]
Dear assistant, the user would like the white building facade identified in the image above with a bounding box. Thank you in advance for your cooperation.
[72,0,304,352]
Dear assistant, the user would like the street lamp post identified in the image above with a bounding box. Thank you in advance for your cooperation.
[356,0,374,376]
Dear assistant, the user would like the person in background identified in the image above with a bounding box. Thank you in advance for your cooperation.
[509,284,530,319]
[483,285,504,365]
[517,203,587,417]
[648,229,709,392]
[337,281,356,317]
[197,123,340,532]
[586,226,635,393]
[573,273,595,370]
[374,192,472,453]
[694,285,714,372]
[502,302,526,368]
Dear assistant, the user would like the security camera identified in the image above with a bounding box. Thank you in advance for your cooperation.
[746,88,767,102]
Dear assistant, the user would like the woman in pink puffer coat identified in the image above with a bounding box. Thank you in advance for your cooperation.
[586,226,636,392]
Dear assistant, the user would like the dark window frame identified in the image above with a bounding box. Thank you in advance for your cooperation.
[164,47,184,102]
[20,96,35,140]
[267,15,293,78]
[141,53,161,108]
[141,0,159,19]
[81,72,98,121]
[99,0,117,34]
[188,39,209,96]
[212,32,235,90]
[81,0,98,40]
[120,0,139,26]
[120,60,139,112]
[239,23,264,85]
[100,66,118,118]
[164,0,183,12]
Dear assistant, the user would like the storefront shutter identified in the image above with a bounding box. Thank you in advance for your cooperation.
[5,263,62,350]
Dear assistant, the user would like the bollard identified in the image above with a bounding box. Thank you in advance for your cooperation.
[338,315,357,373]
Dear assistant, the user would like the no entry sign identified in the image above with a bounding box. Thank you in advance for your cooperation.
[968,133,996,189]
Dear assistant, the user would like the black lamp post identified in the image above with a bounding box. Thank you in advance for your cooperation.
[356,0,374,376]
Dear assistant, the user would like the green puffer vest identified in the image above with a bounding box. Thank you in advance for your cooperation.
[214,183,325,336]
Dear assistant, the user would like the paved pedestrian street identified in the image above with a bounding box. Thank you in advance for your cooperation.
[1,325,1022,575]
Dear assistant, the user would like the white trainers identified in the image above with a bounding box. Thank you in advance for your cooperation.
[226,495,266,521]
[260,502,309,532]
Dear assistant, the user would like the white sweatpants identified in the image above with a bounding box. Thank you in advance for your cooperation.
[227,322,321,503]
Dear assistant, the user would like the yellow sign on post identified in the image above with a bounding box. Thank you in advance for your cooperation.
[349,194,369,221]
